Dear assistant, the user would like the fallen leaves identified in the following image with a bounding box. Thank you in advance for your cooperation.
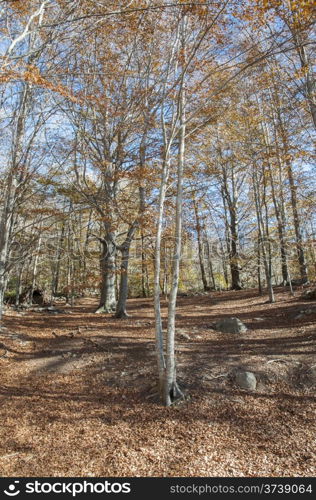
[0,289,315,477]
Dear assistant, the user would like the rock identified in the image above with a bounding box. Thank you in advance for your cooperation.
[215,317,248,334]
[235,370,257,390]
[291,278,309,286]
[311,366,316,378]
[47,307,66,314]
[302,288,316,300]
[297,365,316,388]
[178,331,191,341]
[295,307,316,319]
[307,366,316,385]
[17,340,33,347]
[305,308,316,315]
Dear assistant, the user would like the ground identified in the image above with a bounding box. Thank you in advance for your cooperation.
[0,288,315,477]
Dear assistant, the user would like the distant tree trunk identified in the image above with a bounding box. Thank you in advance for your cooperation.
[96,238,117,313]
[267,152,289,286]
[29,234,42,304]
[0,82,32,323]
[271,82,308,281]
[141,231,149,297]
[288,25,316,131]
[161,243,170,297]
[230,171,242,291]
[82,210,92,290]
[284,152,308,282]
[193,199,209,291]
[15,261,25,307]
[115,224,137,318]
[139,119,149,299]
[257,235,263,295]
[206,238,215,289]
[262,171,275,303]
[222,191,231,285]
[115,244,130,318]
[63,211,75,306]
[0,217,11,321]
[252,166,275,303]
[217,235,228,289]
[65,253,71,306]
[0,281,5,322]
[309,221,316,278]
[221,173,242,290]
[51,210,67,298]
[230,209,242,290]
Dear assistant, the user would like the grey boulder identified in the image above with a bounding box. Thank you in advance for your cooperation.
[215,317,247,334]
[235,371,257,390]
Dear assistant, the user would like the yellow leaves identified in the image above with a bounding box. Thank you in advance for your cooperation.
[293,65,310,79]
[253,0,315,22]
[288,0,315,12]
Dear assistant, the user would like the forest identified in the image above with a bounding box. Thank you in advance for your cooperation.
[0,0,315,479]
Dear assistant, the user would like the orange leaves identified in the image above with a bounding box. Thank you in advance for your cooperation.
[22,65,79,102]
[0,69,16,84]
[0,63,81,103]
[6,0,33,15]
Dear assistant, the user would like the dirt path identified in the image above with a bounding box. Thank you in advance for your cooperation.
[0,289,315,476]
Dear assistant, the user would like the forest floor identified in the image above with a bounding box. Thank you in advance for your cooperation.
[0,288,315,477]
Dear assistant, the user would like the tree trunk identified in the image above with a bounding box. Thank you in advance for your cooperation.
[29,234,42,304]
[52,221,66,297]
[206,238,215,289]
[15,261,25,307]
[284,152,308,282]
[193,199,209,291]
[221,172,242,291]
[141,231,149,298]
[154,156,169,398]
[252,167,275,303]
[96,239,117,313]
[163,34,186,406]
[257,235,263,295]
[0,84,30,323]
[230,213,242,291]
[115,244,131,318]
[0,276,5,323]
[115,223,138,319]
[267,155,289,286]
[289,24,316,131]
[271,81,309,282]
